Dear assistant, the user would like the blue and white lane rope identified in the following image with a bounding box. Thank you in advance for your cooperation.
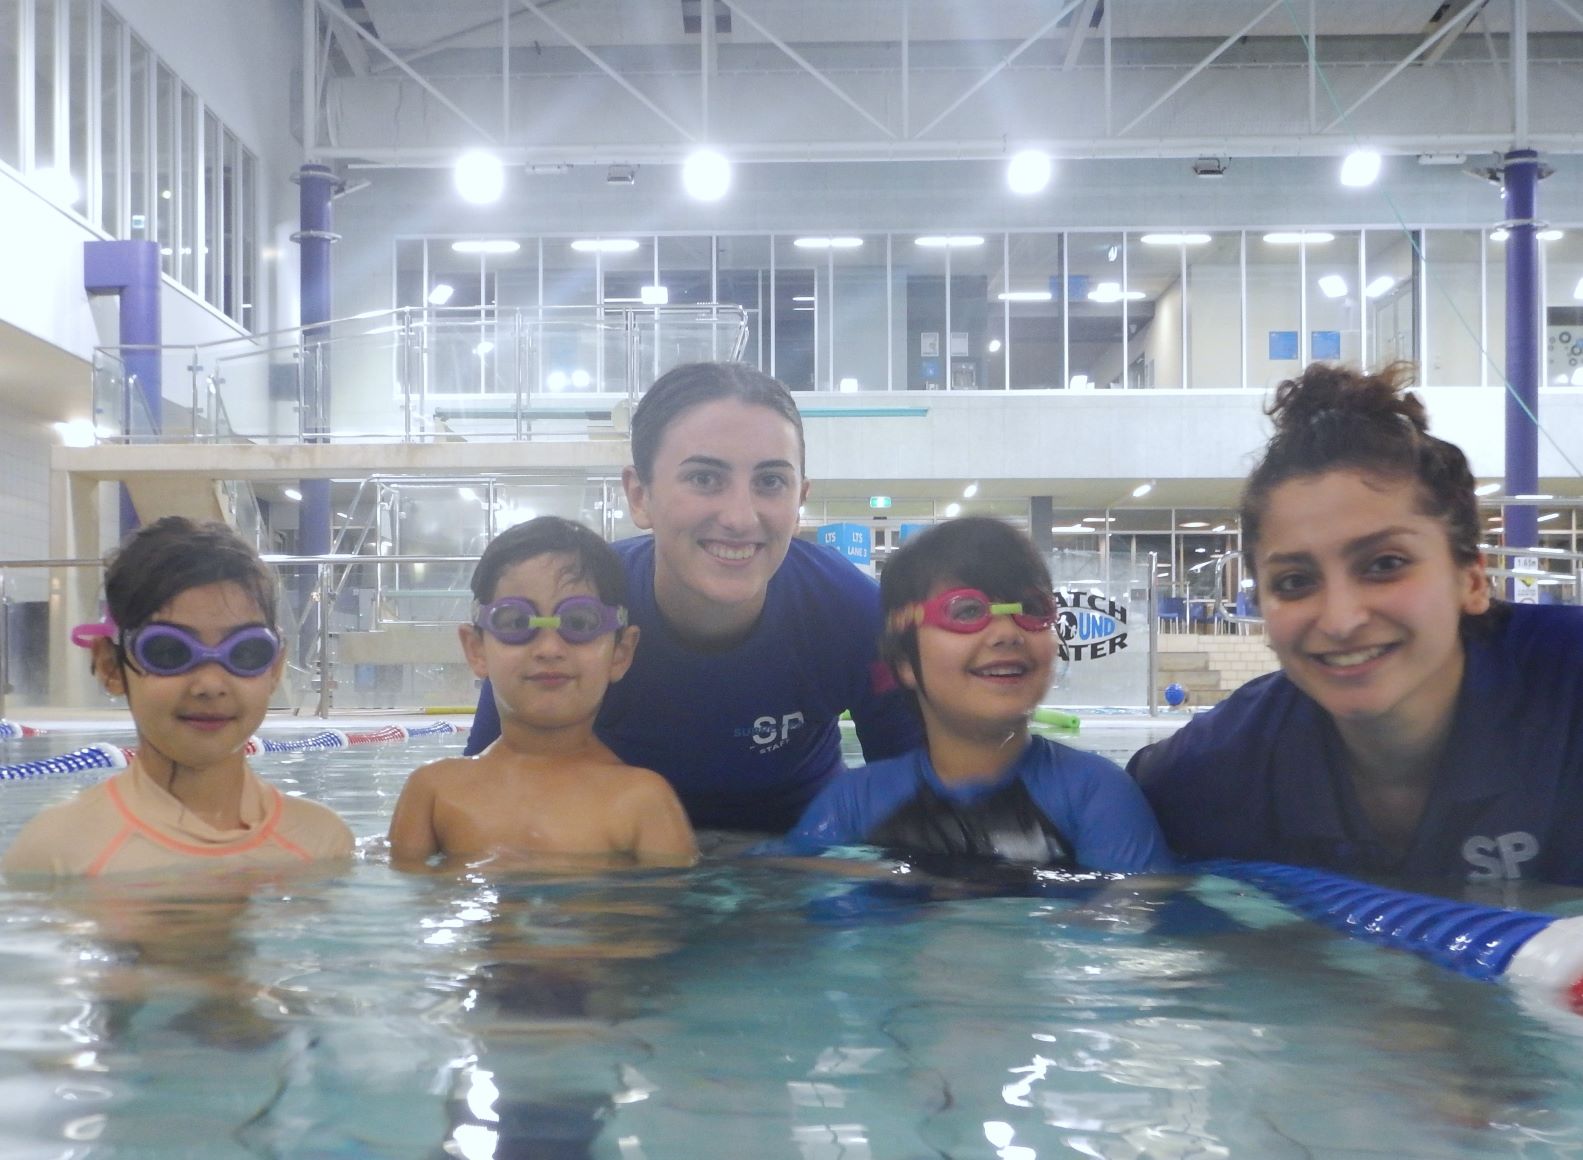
[0,720,460,781]
[1201,859,1583,1013]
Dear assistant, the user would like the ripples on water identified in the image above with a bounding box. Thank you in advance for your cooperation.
[2,733,1583,1158]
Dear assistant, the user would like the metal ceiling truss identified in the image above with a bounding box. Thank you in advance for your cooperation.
[304,0,1583,168]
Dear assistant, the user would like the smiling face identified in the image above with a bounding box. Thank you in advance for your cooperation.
[1253,469,1490,746]
[895,580,1058,745]
[462,552,638,737]
[622,398,809,641]
[95,581,283,776]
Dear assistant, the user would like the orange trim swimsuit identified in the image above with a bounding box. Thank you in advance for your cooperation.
[2,763,352,877]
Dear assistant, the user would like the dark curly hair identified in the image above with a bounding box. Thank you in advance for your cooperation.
[1241,361,1481,577]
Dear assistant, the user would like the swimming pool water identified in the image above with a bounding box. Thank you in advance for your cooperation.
[4,724,1583,1159]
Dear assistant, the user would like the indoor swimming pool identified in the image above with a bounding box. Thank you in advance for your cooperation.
[4,722,1583,1159]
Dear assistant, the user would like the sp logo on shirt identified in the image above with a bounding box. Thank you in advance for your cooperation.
[1462,831,1539,880]
[743,712,805,752]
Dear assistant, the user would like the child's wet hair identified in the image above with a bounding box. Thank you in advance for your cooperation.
[879,517,1054,711]
[629,362,805,482]
[1241,361,1480,574]
[104,516,278,636]
[470,516,627,609]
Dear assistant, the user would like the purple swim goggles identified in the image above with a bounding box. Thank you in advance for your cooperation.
[473,596,627,645]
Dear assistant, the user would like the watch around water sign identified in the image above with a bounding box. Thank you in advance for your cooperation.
[1052,590,1128,661]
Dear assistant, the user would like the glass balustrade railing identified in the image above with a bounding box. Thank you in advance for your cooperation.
[88,304,749,446]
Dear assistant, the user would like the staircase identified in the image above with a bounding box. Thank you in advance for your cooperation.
[1156,633,1280,707]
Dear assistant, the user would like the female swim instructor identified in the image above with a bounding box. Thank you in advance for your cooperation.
[1130,362,1583,884]
[464,362,921,832]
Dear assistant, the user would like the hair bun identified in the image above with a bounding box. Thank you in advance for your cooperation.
[1268,360,1428,436]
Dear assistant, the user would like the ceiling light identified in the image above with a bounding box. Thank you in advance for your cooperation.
[838,377,859,392]
[283,487,303,501]
[1513,493,1554,501]
[452,239,520,254]
[474,341,494,356]
[1538,512,1562,522]
[1339,148,1382,187]
[1364,275,1396,298]
[1263,231,1335,245]
[1475,482,1501,496]
[1139,233,1211,246]
[793,236,863,249]
[682,148,731,201]
[1131,482,1153,498]
[546,370,569,390]
[1539,228,1564,242]
[571,238,640,253]
[997,290,1052,302]
[945,502,961,517]
[1213,524,1227,533]
[53,419,97,447]
[1490,228,1509,242]
[1082,516,1115,524]
[1006,149,1053,195]
[571,369,592,388]
[1051,524,1096,534]
[792,295,815,303]
[986,338,1002,353]
[640,285,669,305]
[1489,524,1504,533]
[915,235,985,248]
[427,283,455,306]
[454,150,505,204]
[1317,274,1348,299]
[1180,521,1209,528]
[962,482,978,499]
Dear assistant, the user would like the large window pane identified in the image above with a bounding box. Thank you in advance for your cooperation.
[66,0,88,211]
[238,144,256,328]
[828,233,888,393]
[178,84,196,287]
[1545,229,1583,388]
[221,127,239,316]
[901,232,993,391]
[716,235,771,373]
[1247,229,1306,388]
[127,35,149,239]
[34,0,55,170]
[0,0,18,166]
[202,107,221,305]
[1184,232,1242,388]
[1129,231,1187,387]
[1424,229,1487,385]
[98,5,123,234]
[1364,228,1417,368]
[1306,229,1361,366]
[154,61,174,275]
[1001,233,1064,390]
[1067,231,1128,389]
[770,236,815,389]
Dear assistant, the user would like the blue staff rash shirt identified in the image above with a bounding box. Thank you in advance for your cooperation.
[1130,603,1583,884]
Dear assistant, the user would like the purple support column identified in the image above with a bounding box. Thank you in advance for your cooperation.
[293,164,340,557]
[1502,149,1542,552]
[84,240,163,538]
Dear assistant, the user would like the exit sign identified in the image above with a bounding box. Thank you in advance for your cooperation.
[869,495,892,509]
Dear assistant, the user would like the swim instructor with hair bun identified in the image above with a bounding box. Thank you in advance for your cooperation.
[464,362,921,832]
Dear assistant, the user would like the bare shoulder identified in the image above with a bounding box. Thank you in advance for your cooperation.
[400,756,477,790]
[603,762,682,802]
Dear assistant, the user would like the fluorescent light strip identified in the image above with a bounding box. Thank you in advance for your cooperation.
[452,239,521,254]
[1263,231,1335,245]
